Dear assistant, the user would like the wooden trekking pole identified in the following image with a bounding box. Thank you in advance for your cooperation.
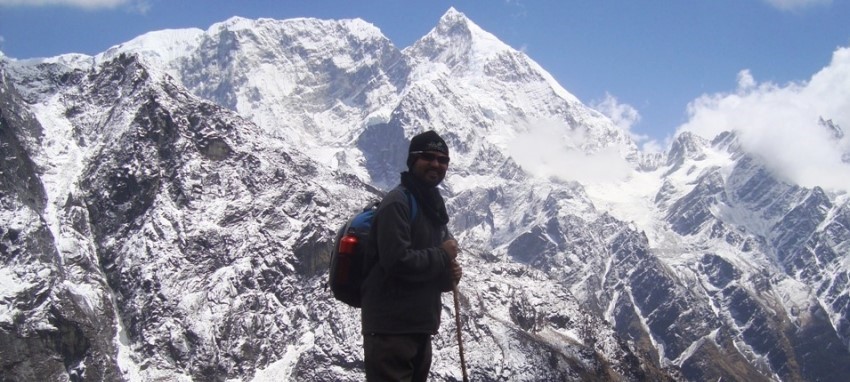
[452,285,469,382]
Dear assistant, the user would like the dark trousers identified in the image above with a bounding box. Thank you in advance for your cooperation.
[363,333,433,382]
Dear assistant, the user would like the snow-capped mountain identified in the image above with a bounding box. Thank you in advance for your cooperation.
[2,7,848,381]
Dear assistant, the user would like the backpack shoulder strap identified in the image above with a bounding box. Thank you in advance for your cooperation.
[403,189,418,222]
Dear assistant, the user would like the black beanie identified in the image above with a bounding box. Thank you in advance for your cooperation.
[407,130,449,168]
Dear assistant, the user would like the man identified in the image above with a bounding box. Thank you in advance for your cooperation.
[361,130,463,381]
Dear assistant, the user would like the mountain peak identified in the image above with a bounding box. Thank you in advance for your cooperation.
[666,131,709,167]
[406,7,512,68]
[212,15,255,30]
[436,7,509,52]
[820,116,844,139]
[438,7,468,26]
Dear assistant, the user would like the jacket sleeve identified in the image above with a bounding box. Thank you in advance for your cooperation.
[374,198,450,284]
[439,228,456,292]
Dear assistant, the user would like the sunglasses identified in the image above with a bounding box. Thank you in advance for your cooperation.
[411,151,450,165]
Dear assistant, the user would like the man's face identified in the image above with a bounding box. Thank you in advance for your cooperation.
[411,151,449,187]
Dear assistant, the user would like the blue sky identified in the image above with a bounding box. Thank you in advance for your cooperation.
[1,0,849,145]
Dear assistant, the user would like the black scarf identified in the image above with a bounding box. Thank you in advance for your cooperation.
[400,171,449,225]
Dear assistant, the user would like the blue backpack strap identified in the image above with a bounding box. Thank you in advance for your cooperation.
[404,189,418,222]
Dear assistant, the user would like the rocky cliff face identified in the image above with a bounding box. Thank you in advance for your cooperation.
[1,58,123,382]
[2,7,849,381]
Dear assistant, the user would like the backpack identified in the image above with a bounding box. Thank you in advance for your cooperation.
[328,191,417,307]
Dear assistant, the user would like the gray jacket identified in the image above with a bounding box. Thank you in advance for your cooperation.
[360,185,454,335]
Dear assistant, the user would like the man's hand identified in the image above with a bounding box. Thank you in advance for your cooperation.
[450,260,463,284]
[441,239,462,283]
[441,239,459,260]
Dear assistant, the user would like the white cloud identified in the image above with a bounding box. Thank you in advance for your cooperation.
[0,0,144,10]
[762,0,832,11]
[679,45,850,192]
[736,69,757,90]
[591,93,663,154]
[592,92,640,133]
[509,118,633,184]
